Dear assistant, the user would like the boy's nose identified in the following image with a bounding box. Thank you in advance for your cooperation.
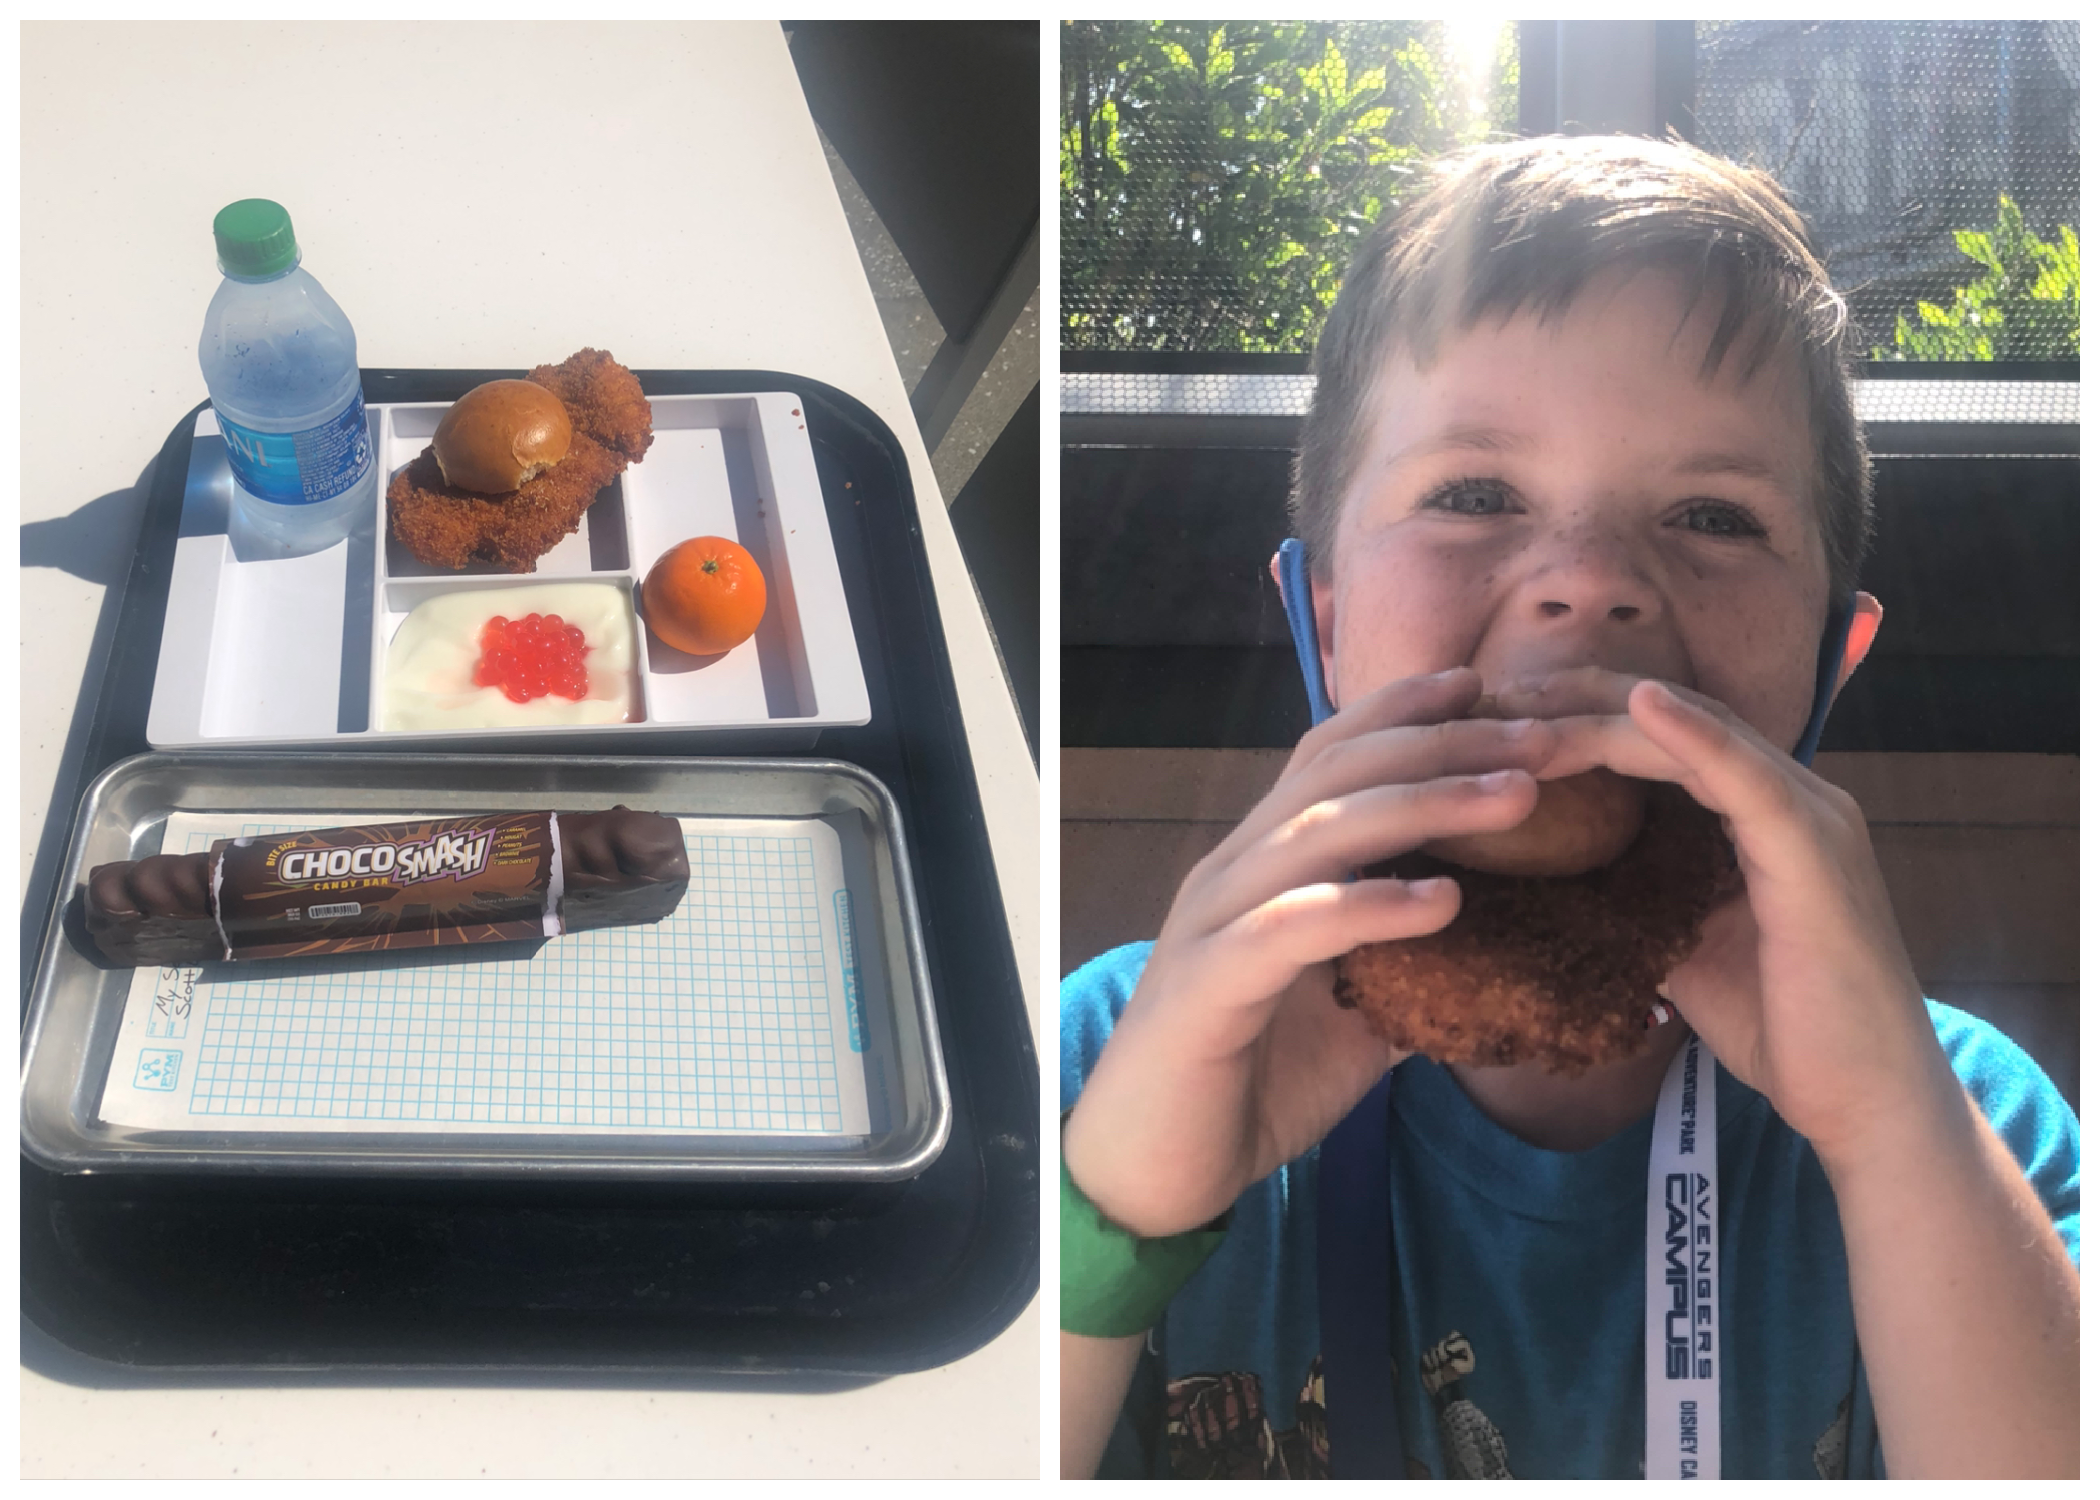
[1538,598,1642,622]
[1517,527,1667,630]
[1482,529,1686,690]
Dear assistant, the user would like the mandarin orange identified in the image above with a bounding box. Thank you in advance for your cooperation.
[641,536,768,656]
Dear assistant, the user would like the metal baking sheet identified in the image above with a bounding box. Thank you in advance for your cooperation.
[23,752,948,1180]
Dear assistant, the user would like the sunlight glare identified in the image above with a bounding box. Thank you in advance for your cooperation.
[1443,17,1506,122]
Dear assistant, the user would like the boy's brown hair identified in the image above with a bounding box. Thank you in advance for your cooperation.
[1290,135,1872,608]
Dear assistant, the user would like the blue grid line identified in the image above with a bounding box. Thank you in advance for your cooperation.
[177,823,848,1132]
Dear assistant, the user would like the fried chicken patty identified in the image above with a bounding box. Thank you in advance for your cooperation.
[387,348,655,572]
[1335,784,1740,1074]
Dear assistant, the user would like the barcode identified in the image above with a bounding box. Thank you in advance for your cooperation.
[307,902,362,919]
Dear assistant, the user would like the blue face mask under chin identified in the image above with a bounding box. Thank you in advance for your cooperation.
[1272,536,1854,768]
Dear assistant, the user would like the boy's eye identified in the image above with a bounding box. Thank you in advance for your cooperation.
[1424,478,1515,516]
[1678,501,1768,539]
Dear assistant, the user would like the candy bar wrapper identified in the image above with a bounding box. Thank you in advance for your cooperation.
[212,812,564,960]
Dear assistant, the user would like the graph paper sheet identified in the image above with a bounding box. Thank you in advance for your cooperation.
[97,812,872,1138]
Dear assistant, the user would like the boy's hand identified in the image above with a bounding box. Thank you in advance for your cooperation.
[1506,669,1951,1174]
[1063,667,1559,1239]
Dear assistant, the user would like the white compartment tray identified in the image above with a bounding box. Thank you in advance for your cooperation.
[146,393,871,750]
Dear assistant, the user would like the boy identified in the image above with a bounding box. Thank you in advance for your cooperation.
[1060,137,2078,1479]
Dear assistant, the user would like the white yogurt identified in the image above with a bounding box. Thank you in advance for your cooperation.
[381,583,638,731]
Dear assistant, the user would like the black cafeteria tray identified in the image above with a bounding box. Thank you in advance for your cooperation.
[21,369,1039,1382]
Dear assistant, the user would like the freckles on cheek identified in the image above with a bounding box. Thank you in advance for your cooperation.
[1332,598,1387,702]
[1690,597,1819,744]
[1334,558,1478,701]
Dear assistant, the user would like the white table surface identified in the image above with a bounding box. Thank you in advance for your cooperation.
[19,20,1040,1479]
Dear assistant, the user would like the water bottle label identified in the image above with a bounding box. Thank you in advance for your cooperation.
[217,395,374,506]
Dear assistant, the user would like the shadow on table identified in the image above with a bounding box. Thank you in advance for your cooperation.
[21,458,161,989]
[21,479,156,587]
[21,1314,881,1394]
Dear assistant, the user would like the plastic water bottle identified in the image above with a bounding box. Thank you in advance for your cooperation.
[199,199,375,558]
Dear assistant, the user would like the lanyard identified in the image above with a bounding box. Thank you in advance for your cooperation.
[1314,1068,1407,1479]
[1645,1032,1721,1479]
[1314,1037,1720,1479]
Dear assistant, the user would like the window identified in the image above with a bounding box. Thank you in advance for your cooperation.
[1062,20,1518,355]
[1692,20,2078,363]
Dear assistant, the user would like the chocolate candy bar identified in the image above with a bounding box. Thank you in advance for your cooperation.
[83,852,220,968]
[554,808,692,932]
[82,807,689,966]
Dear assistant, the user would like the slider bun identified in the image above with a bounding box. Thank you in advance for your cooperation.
[1423,768,1648,877]
[433,380,574,494]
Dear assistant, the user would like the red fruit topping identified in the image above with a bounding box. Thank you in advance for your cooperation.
[474,612,591,703]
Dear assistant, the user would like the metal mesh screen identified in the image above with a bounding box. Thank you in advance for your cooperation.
[1061,20,1519,353]
[1692,21,2079,362]
[1059,371,2077,429]
[1063,21,2078,365]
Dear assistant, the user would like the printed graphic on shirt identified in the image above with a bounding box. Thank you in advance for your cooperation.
[1812,1392,1852,1478]
[1164,1357,1331,1478]
[1420,1331,1514,1479]
[1160,1335,1522,1479]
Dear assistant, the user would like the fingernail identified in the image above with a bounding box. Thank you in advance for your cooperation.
[1497,717,1537,738]
[1406,878,1450,899]
[1475,769,1517,791]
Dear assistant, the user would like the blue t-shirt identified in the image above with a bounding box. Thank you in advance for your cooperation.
[1063,942,2081,1480]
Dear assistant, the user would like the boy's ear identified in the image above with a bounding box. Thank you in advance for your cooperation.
[1834,591,1883,696]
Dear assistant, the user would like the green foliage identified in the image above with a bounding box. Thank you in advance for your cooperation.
[1062,21,1518,352]
[1878,195,2079,361]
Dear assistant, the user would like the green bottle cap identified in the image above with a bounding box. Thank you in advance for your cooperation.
[212,198,300,277]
